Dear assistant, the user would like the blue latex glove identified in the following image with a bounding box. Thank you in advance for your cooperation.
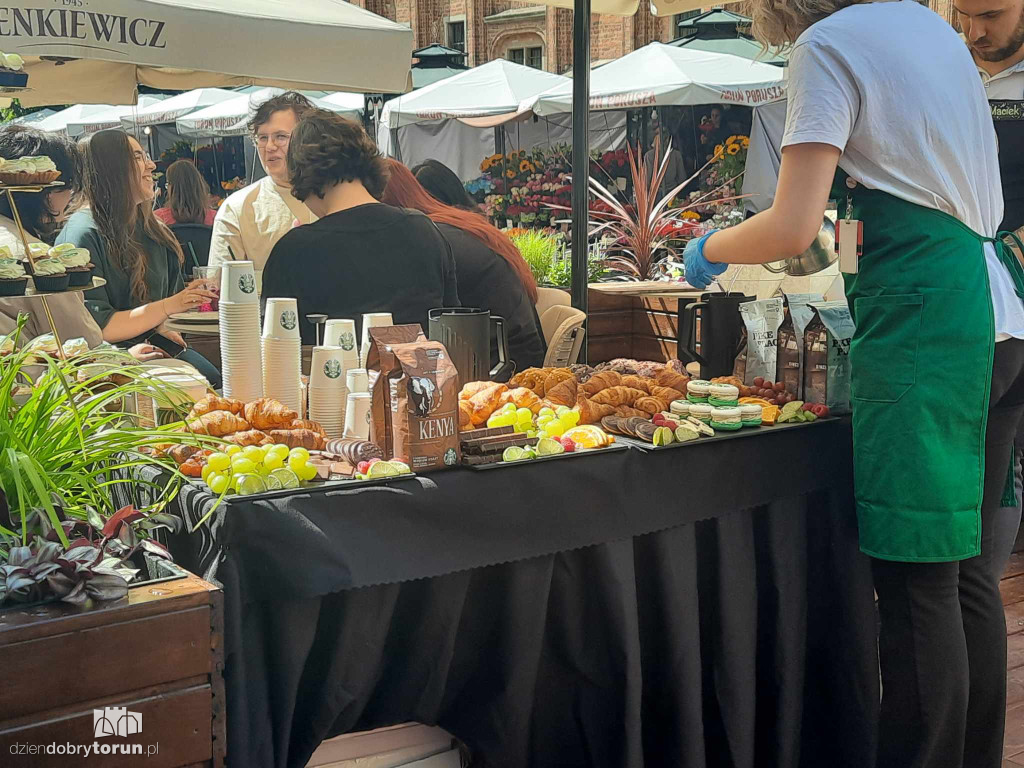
[683,230,726,289]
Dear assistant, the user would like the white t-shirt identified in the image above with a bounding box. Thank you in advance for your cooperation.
[208,176,316,272]
[979,59,1024,100]
[782,0,1024,341]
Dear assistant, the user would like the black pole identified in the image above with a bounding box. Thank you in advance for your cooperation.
[570,0,591,362]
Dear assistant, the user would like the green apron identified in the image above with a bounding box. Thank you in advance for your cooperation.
[838,169,1024,562]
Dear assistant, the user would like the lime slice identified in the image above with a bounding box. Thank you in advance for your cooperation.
[264,473,283,491]
[502,446,529,462]
[653,426,675,446]
[269,468,300,489]
[675,426,700,442]
[536,437,565,456]
[781,400,804,416]
[367,461,401,477]
[236,474,267,496]
[389,460,412,475]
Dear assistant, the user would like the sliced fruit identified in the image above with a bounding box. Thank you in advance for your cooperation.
[367,460,403,476]
[675,426,700,442]
[502,446,530,462]
[805,411,818,422]
[761,405,780,425]
[236,474,267,496]
[738,397,773,407]
[264,474,283,491]
[536,437,566,456]
[781,400,804,416]
[389,460,412,474]
[652,426,675,446]
[269,468,301,489]
[562,425,611,449]
[560,437,576,452]
[356,460,371,475]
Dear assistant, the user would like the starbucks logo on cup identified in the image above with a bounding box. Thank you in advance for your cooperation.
[365,409,371,424]
[238,274,256,294]
[280,310,297,331]
[323,359,342,379]
[444,447,457,466]
[339,331,355,351]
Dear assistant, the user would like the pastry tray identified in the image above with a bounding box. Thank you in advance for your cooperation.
[616,416,841,451]
[464,441,629,470]
[22,276,106,297]
[189,471,419,504]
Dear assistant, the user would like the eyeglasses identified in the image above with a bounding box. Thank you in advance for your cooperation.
[254,132,291,148]
[132,150,152,163]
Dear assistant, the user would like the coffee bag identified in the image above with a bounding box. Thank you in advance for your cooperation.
[389,340,460,471]
[737,298,785,385]
[777,293,824,398]
[366,324,425,456]
[802,300,855,414]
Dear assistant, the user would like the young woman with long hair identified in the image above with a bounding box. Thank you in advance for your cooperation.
[56,129,221,385]
[682,1,1024,764]
[381,159,546,372]
[154,159,216,227]
[412,159,480,211]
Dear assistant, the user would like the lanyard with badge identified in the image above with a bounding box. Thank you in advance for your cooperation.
[837,178,863,273]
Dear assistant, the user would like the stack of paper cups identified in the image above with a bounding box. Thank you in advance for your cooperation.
[308,346,348,439]
[324,319,359,360]
[344,392,372,440]
[219,261,263,401]
[346,368,368,394]
[261,297,302,413]
[359,312,393,368]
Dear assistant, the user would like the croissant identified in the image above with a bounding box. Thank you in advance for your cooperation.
[576,394,616,424]
[290,419,327,437]
[581,370,622,396]
[460,381,494,401]
[649,386,684,405]
[459,400,473,429]
[499,386,543,413]
[187,394,244,420]
[224,429,270,447]
[188,410,251,437]
[634,397,665,416]
[591,386,646,407]
[325,438,383,465]
[266,428,326,450]
[542,369,575,396]
[656,368,691,392]
[614,405,649,418]
[620,375,651,394]
[510,367,545,390]
[469,382,507,426]
[244,398,299,430]
[168,444,201,465]
[545,378,578,407]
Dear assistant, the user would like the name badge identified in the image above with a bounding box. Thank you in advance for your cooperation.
[837,218,863,274]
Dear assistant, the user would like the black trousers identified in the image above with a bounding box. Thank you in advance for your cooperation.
[873,338,1024,768]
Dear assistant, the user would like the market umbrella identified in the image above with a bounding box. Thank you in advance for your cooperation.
[176,88,363,138]
[526,43,786,116]
[670,35,787,66]
[119,87,237,129]
[29,96,165,137]
[411,44,469,90]
[3,0,414,107]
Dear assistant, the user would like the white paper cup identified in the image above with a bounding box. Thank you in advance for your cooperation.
[359,312,393,365]
[344,392,372,440]
[263,298,301,340]
[324,319,358,355]
[309,346,348,389]
[219,261,259,304]
[346,368,368,394]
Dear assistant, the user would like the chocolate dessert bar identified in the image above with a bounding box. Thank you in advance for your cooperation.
[461,433,533,455]
[459,425,514,442]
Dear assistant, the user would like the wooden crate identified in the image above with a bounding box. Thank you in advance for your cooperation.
[587,284,703,364]
[0,572,225,768]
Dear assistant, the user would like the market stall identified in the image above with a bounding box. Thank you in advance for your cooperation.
[29,96,166,137]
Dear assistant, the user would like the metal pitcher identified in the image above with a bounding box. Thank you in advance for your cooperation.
[762,212,838,277]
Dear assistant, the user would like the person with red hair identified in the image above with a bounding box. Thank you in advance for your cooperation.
[381,159,546,373]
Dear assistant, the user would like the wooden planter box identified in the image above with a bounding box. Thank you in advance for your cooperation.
[587,283,705,365]
[0,572,225,767]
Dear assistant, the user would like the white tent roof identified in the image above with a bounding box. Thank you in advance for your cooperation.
[382,59,568,128]
[119,87,237,128]
[527,43,786,116]
[5,0,413,107]
[30,96,166,137]
[176,88,363,138]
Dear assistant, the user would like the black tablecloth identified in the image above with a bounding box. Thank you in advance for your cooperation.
[154,420,878,768]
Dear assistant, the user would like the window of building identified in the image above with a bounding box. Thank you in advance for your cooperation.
[509,48,525,65]
[447,21,466,52]
[508,46,543,69]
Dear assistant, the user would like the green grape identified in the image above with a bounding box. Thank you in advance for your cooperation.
[225,445,242,456]
[288,455,307,474]
[201,463,214,483]
[536,414,554,427]
[486,413,503,428]
[555,406,570,417]
[538,407,555,419]
[561,410,581,427]
[525,429,538,439]
[242,445,266,463]
[545,422,566,438]
[298,462,319,482]
[502,403,517,414]
[263,453,285,471]
[231,456,256,475]
[207,452,230,472]
[208,474,229,495]
[516,407,533,423]
[289,447,310,464]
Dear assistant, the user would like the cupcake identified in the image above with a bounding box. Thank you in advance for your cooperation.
[0,155,60,186]
[26,242,49,260]
[710,406,743,431]
[670,399,691,418]
[0,257,27,296]
[740,404,764,427]
[687,379,711,403]
[689,402,713,423]
[30,257,69,292]
[51,244,93,287]
[708,383,739,407]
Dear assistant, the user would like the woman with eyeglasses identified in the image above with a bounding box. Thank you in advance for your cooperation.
[55,129,222,386]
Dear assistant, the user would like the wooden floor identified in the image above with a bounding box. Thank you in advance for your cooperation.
[1004,543,1024,766]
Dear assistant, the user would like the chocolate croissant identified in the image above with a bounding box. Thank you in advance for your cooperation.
[325,438,384,465]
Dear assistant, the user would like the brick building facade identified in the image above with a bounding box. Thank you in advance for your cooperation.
[352,0,962,76]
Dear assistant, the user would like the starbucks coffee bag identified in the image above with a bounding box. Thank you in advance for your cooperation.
[777,293,824,398]
[737,298,785,385]
[366,324,425,456]
[802,300,855,414]
[388,340,460,471]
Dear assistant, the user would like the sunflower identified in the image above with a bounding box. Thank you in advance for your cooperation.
[741,137,750,149]
[681,210,701,221]
[506,169,516,179]
[713,144,725,159]
[727,144,741,156]
[725,135,738,146]
[481,158,492,171]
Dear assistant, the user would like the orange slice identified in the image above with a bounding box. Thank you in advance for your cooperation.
[563,425,611,449]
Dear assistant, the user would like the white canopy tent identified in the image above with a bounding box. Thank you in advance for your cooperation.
[2,0,413,107]
[29,95,166,137]
[175,88,365,138]
[119,87,237,129]
[377,60,627,181]
[526,43,786,116]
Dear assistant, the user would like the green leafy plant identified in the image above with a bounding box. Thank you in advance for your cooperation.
[508,229,562,284]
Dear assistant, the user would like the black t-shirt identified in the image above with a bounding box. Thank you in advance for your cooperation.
[436,223,546,373]
[262,204,459,344]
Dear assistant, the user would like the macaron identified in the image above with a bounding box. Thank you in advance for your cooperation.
[740,404,764,427]
[710,406,743,431]
[708,383,739,407]
[689,403,713,423]
[687,379,711,403]
[670,399,691,417]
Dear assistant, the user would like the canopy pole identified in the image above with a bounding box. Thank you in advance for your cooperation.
[570,0,591,362]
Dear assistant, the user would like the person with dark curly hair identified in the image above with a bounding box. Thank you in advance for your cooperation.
[261,110,459,344]
[208,91,318,272]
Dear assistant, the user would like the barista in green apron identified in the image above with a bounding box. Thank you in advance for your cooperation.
[683,1,1024,766]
